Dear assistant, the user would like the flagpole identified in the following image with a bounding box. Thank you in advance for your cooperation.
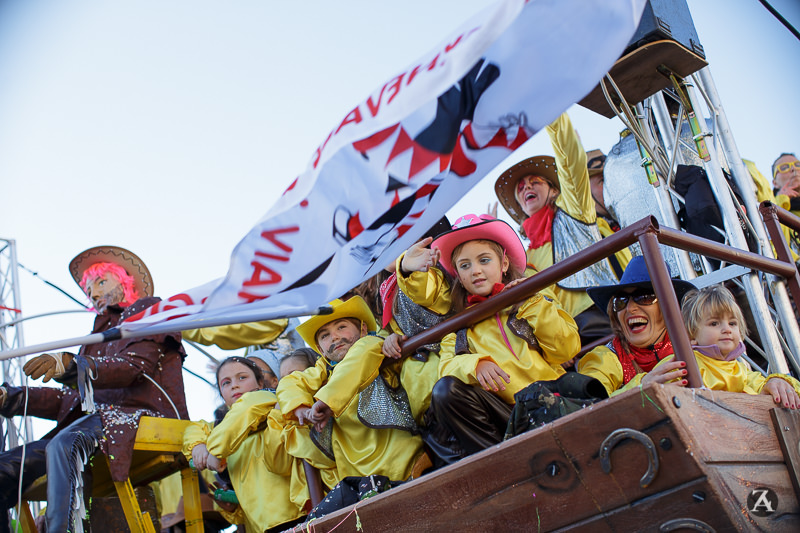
[0,305,332,361]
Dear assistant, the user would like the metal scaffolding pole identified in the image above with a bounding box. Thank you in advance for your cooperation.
[694,67,800,374]
[635,100,697,281]
[683,79,792,375]
[0,238,34,451]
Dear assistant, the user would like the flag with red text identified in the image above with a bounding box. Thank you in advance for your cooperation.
[122,0,646,333]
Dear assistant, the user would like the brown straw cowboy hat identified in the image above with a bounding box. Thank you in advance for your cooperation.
[69,245,154,297]
[494,156,559,225]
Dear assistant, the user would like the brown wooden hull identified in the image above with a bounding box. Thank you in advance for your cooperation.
[298,383,799,532]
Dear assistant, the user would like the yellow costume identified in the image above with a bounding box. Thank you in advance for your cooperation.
[182,390,307,531]
[438,294,580,404]
[578,343,800,397]
[182,319,288,350]
[277,336,426,484]
[747,159,800,261]
[525,114,629,318]
[391,257,451,421]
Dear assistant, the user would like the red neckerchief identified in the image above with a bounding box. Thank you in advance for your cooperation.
[379,273,398,328]
[613,330,673,384]
[467,283,505,306]
[522,207,555,249]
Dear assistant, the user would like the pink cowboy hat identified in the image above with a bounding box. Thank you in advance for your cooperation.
[431,214,526,277]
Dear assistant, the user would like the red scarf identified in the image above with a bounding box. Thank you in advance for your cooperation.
[522,207,555,249]
[379,273,398,328]
[613,330,673,384]
[466,283,505,306]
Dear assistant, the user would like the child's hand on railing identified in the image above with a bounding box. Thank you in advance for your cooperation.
[191,444,210,471]
[382,333,407,359]
[762,378,800,409]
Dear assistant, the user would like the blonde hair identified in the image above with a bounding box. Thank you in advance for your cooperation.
[681,285,748,339]
[449,239,523,313]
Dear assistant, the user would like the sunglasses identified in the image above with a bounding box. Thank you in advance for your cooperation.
[611,290,658,312]
[775,160,800,176]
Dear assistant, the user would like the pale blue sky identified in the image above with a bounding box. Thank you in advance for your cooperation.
[1,0,798,420]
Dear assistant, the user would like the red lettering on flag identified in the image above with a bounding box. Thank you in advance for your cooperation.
[260,226,299,253]
[242,261,282,288]
[335,106,364,135]
[366,84,388,118]
[385,74,405,105]
[254,251,290,262]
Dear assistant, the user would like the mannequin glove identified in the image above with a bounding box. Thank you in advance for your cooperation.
[23,352,74,382]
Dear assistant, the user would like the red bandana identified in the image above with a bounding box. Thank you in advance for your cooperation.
[467,283,505,305]
[613,330,673,384]
[522,207,555,249]
[379,273,398,328]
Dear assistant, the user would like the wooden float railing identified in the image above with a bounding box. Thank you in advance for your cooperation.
[401,215,798,389]
[759,200,800,307]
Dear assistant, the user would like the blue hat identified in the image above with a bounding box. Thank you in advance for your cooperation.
[587,256,696,315]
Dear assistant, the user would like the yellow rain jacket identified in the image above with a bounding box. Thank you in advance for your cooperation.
[277,336,426,484]
[182,390,306,531]
[578,343,800,397]
[438,294,580,404]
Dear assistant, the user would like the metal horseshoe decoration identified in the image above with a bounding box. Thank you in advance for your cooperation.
[659,518,717,532]
[599,428,660,488]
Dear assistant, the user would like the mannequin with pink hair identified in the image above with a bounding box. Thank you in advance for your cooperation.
[0,246,188,533]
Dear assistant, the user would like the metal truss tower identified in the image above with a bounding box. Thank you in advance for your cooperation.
[0,238,33,451]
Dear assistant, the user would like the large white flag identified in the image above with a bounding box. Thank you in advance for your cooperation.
[123,0,646,333]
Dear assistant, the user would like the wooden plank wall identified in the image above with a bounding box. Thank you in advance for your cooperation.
[295,384,799,532]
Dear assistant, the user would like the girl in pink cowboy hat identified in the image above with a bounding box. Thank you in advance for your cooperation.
[414,214,581,465]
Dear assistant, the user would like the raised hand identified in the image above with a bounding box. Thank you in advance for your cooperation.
[401,237,441,273]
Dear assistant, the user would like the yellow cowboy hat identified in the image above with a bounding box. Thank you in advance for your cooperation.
[296,296,377,351]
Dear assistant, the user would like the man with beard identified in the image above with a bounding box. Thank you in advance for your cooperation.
[276,296,425,488]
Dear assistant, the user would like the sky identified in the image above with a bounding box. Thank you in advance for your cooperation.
[1,0,799,426]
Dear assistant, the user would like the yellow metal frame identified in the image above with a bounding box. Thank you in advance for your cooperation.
[20,416,202,533]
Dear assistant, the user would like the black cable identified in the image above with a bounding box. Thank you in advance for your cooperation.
[758,0,800,41]
[183,366,215,388]
[18,262,90,309]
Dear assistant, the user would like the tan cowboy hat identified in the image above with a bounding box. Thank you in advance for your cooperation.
[586,149,606,177]
[494,156,559,225]
[296,296,377,351]
[69,246,154,297]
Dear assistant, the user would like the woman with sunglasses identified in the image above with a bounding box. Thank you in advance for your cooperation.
[494,113,628,346]
[577,256,696,396]
[772,153,800,199]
